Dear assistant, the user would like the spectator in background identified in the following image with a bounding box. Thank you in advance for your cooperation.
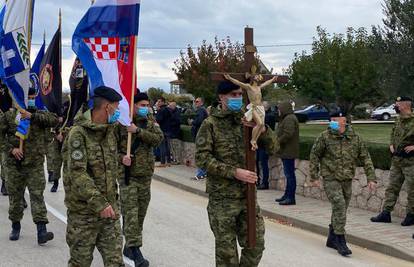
[191,97,209,180]
[257,101,276,190]
[275,101,300,205]
[156,97,171,167]
[168,101,182,164]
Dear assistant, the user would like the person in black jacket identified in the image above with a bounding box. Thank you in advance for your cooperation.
[155,97,171,167]
[257,102,276,189]
[191,97,209,179]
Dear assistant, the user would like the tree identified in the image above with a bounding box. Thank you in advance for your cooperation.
[173,37,259,105]
[380,0,414,97]
[288,27,384,112]
[147,87,165,104]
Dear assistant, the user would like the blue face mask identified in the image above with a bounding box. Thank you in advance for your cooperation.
[27,99,36,109]
[108,109,120,124]
[227,97,243,111]
[137,107,149,117]
[329,121,340,131]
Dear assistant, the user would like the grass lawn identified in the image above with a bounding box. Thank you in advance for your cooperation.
[300,124,392,144]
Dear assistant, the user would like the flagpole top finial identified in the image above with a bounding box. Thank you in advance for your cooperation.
[58,9,63,30]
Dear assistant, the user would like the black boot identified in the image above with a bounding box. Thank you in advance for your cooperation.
[1,179,8,196]
[275,195,287,202]
[326,224,336,250]
[9,222,21,241]
[370,211,391,223]
[47,171,54,183]
[401,213,414,226]
[50,180,59,193]
[37,222,54,245]
[123,246,149,267]
[335,235,352,256]
[279,198,296,206]
[257,183,269,190]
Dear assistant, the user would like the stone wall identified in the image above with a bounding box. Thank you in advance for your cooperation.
[176,141,408,218]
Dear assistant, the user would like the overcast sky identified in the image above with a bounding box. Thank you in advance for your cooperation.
[30,0,385,92]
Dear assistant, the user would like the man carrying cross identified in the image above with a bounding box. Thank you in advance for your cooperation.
[195,81,279,267]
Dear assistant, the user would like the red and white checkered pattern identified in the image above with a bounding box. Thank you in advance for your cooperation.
[84,37,117,60]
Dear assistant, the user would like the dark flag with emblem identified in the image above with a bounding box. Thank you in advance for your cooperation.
[0,81,12,112]
[68,57,88,126]
[39,27,62,116]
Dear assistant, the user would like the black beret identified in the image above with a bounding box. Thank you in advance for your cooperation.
[217,81,240,95]
[396,96,412,102]
[134,92,149,103]
[330,109,347,118]
[94,86,123,102]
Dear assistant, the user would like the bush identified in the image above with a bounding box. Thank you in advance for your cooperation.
[180,126,392,170]
[351,106,370,120]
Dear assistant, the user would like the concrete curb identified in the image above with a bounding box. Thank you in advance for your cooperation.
[153,174,414,263]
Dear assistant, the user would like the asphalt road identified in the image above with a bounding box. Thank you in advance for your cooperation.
[0,179,412,267]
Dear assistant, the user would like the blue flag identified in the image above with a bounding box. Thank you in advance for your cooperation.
[31,40,45,110]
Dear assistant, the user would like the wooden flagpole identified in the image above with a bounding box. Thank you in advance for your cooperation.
[126,36,138,158]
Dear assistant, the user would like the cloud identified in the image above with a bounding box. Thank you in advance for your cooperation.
[31,0,384,92]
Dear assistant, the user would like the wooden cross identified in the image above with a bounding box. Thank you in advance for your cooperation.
[211,27,288,248]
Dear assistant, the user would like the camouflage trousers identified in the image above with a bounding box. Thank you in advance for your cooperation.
[47,139,63,180]
[120,177,151,248]
[323,179,352,235]
[1,152,5,180]
[5,158,48,223]
[66,213,125,267]
[207,197,265,267]
[383,157,414,214]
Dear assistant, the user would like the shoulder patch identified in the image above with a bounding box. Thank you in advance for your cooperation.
[71,140,81,148]
[71,150,84,160]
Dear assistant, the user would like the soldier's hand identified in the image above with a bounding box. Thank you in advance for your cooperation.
[11,148,24,161]
[367,181,377,191]
[390,145,395,154]
[404,145,414,153]
[122,155,131,166]
[311,180,321,188]
[58,117,64,123]
[242,117,256,128]
[127,123,138,133]
[56,133,64,142]
[235,168,258,184]
[100,205,116,219]
[20,110,32,119]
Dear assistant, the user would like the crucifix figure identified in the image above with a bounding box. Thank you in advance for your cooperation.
[211,27,288,248]
[224,66,278,151]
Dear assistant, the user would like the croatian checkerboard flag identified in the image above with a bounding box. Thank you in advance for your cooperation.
[0,0,34,109]
[72,0,141,126]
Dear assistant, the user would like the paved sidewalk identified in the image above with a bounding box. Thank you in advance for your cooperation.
[154,165,414,262]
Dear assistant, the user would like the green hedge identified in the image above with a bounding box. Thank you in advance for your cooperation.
[180,126,391,170]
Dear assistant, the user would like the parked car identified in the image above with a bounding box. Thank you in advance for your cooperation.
[294,104,330,122]
[371,104,397,120]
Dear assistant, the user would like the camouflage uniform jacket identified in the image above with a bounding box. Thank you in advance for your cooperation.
[309,127,376,182]
[196,106,279,199]
[118,115,163,179]
[0,108,58,164]
[64,110,120,216]
[391,114,414,156]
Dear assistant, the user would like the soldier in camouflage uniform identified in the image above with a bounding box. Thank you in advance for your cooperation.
[0,88,57,244]
[119,92,163,267]
[64,86,131,267]
[196,81,279,267]
[1,111,8,196]
[310,111,377,256]
[47,128,64,192]
[371,96,414,227]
